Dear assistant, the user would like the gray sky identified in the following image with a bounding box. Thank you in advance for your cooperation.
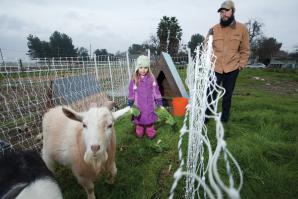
[1,0,297,59]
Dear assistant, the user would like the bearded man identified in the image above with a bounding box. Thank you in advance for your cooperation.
[206,0,250,123]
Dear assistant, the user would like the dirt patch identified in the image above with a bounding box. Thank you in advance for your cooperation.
[253,76,298,96]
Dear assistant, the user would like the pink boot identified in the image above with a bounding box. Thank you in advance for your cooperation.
[135,125,144,138]
[146,125,156,139]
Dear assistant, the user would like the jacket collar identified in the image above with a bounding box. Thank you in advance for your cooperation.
[230,20,236,29]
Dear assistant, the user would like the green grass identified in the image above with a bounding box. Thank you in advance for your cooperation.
[56,68,298,199]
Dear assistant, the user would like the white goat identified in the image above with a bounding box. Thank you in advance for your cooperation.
[42,102,129,199]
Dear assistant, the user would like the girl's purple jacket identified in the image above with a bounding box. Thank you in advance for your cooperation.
[128,74,162,125]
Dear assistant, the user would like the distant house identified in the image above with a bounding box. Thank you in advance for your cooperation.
[282,60,297,69]
[268,59,284,68]
[268,59,297,69]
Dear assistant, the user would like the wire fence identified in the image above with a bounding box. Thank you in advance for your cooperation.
[0,50,243,199]
[0,53,188,154]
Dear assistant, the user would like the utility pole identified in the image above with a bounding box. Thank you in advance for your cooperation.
[0,48,4,65]
[89,44,92,59]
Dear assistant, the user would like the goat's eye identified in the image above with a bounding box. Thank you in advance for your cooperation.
[83,124,87,128]
[107,124,112,128]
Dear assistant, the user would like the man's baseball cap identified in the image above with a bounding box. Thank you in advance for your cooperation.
[217,0,235,12]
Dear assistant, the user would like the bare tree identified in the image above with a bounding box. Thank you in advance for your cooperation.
[245,19,264,60]
[245,19,264,43]
[143,34,160,55]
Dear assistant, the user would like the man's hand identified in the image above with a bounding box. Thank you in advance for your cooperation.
[238,64,244,70]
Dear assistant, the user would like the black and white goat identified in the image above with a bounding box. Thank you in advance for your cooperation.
[0,150,63,199]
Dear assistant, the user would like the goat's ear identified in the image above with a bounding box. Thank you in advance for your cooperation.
[62,107,83,122]
[105,101,116,110]
[112,106,130,120]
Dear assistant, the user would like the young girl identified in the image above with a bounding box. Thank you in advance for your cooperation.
[128,55,163,139]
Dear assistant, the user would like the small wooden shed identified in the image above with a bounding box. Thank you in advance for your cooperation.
[152,52,188,105]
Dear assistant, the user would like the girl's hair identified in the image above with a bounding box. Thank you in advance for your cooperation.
[133,68,154,87]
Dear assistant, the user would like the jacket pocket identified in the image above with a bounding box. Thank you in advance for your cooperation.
[230,35,241,50]
[213,36,224,52]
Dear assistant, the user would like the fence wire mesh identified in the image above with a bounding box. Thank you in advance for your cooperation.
[0,54,188,154]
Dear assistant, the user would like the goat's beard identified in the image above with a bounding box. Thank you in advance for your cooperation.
[84,151,108,173]
[220,14,235,27]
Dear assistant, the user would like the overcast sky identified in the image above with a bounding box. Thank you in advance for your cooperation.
[1,0,297,59]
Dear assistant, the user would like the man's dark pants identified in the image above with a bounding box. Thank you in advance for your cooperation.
[206,69,239,122]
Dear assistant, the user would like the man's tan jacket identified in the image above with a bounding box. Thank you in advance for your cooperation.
[208,20,250,74]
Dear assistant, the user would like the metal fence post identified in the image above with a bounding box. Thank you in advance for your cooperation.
[108,56,115,101]
[82,57,86,73]
[94,54,99,81]
[119,59,126,98]
[187,47,192,67]
[126,51,131,80]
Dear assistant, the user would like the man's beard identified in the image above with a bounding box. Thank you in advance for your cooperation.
[220,14,235,27]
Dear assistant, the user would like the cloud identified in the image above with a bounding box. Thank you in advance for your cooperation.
[0,15,26,32]
[1,0,298,58]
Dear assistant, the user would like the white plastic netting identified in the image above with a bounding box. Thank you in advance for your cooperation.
[169,36,243,199]
[0,55,136,154]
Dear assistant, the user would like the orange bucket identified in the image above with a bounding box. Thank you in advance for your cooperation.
[172,97,188,116]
